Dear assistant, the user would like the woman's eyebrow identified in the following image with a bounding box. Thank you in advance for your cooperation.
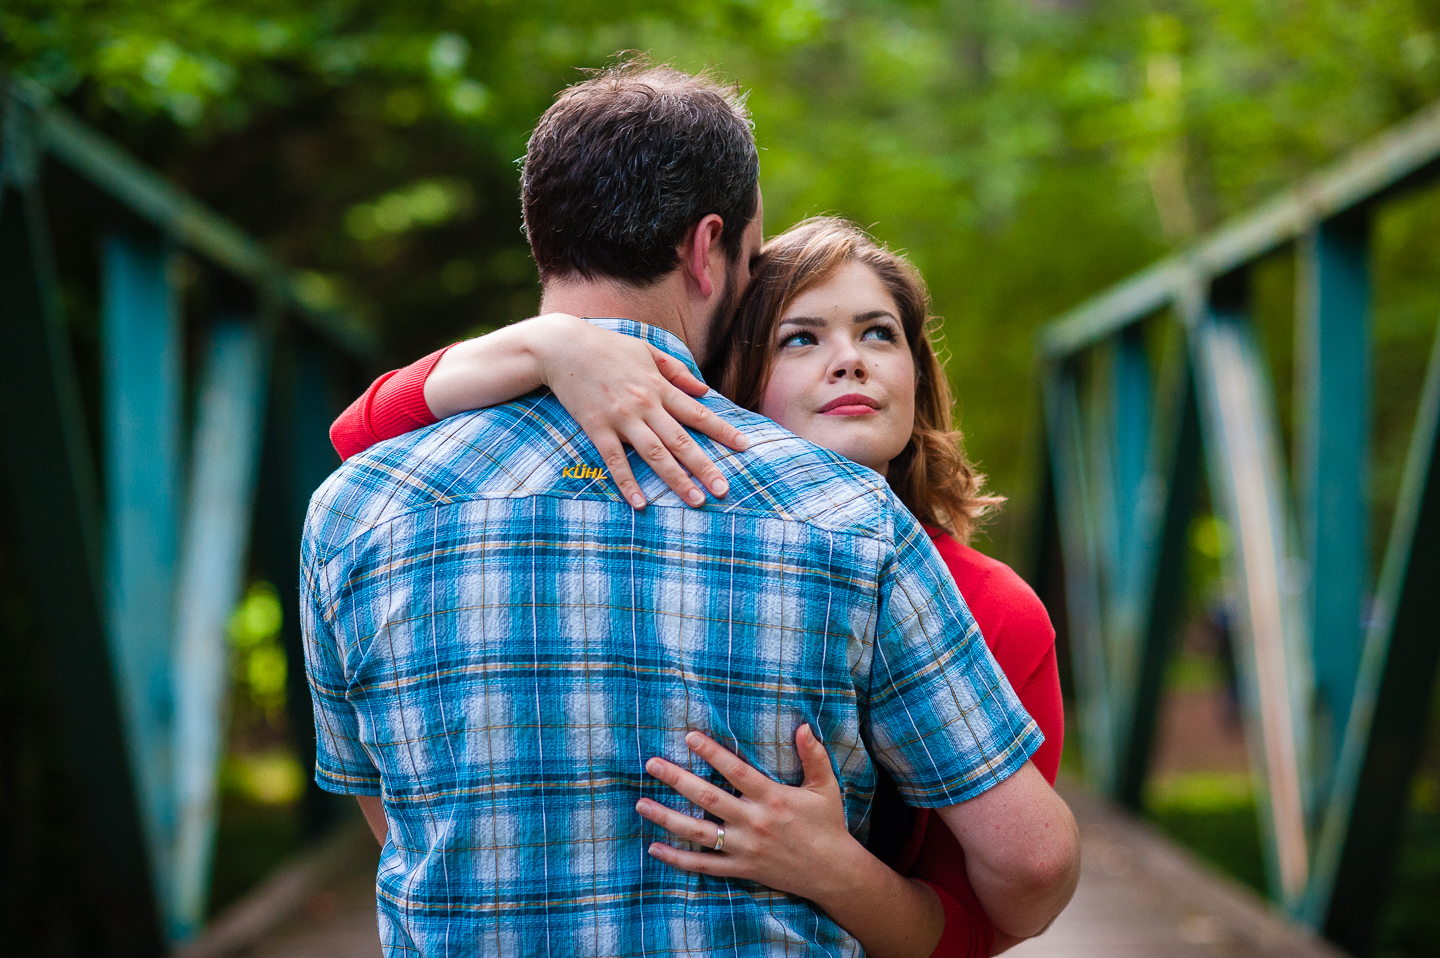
[852,309,898,323]
[777,315,827,329]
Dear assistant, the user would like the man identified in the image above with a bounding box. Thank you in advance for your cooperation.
[302,61,1077,955]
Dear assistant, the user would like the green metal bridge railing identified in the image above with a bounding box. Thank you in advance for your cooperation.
[1033,100,1440,953]
[0,77,376,952]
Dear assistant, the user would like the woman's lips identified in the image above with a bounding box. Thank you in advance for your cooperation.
[819,393,880,415]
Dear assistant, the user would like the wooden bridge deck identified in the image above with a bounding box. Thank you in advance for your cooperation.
[179,779,1345,958]
[1008,783,1343,958]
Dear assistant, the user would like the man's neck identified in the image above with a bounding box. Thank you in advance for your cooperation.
[539,274,698,352]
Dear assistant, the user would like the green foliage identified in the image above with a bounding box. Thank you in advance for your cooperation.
[1146,771,1268,894]
[228,580,286,718]
[6,0,1440,545]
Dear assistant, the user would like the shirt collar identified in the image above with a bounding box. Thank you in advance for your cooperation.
[583,317,706,383]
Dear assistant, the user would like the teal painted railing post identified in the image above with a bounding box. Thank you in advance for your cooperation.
[1115,337,1202,807]
[168,318,271,940]
[100,230,182,905]
[1043,363,1118,792]
[1308,320,1440,949]
[1111,329,1151,576]
[1296,213,1371,804]
[254,332,350,837]
[287,342,348,830]
[1103,329,1152,791]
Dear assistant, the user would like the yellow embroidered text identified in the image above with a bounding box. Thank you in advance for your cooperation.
[562,464,608,481]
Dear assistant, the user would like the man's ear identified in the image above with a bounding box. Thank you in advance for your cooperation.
[682,214,726,299]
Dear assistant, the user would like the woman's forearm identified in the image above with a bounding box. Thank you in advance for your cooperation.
[423,315,562,419]
[807,838,945,958]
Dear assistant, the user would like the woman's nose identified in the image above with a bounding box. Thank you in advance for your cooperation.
[829,356,868,382]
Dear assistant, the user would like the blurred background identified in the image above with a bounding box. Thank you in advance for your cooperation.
[2,1,1439,955]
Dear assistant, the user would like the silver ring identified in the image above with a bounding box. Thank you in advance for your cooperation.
[713,825,726,852]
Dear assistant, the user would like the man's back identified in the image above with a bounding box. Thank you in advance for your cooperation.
[302,322,1038,956]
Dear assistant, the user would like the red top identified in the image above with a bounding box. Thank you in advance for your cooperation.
[331,364,1064,958]
[904,528,1063,958]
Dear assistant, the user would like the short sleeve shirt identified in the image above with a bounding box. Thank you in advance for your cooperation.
[301,319,1041,957]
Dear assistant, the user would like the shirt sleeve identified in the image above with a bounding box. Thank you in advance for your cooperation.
[300,557,382,796]
[329,345,450,460]
[864,504,1042,807]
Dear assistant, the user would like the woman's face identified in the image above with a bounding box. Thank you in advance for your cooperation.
[758,261,917,474]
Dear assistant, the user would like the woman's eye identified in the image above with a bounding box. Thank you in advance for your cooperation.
[861,325,897,343]
[779,332,817,348]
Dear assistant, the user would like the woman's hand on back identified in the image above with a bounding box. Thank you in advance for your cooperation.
[639,728,947,958]
[638,726,867,902]
[426,314,749,509]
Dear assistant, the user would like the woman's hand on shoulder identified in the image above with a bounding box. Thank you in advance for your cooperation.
[429,313,749,509]
[638,725,869,906]
[532,315,749,509]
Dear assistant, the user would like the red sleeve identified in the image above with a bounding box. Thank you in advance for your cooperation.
[329,346,451,460]
[916,876,994,958]
[1016,644,1063,785]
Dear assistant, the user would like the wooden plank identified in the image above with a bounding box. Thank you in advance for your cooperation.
[100,229,182,898]
[0,178,163,952]
[169,319,272,941]
[1191,302,1313,907]
[1308,317,1440,950]
[1294,214,1371,796]
[172,819,374,958]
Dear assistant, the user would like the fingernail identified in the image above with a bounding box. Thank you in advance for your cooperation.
[734,432,750,451]
[685,731,703,749]
[710,479,729,497]
[686,488,705,506]
[631,494,647,509]
[646,757,662,774]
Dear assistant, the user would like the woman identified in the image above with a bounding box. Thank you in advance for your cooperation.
[332,217,1063,958]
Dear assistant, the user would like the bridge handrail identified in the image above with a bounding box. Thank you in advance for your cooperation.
[1032,94,1440,957]
[1041,99,1440,358]
[0,73,378,952]
[5,76,377,359]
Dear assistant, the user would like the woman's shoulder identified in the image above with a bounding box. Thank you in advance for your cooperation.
[923,526,1055,667]
[922,528,1043,609]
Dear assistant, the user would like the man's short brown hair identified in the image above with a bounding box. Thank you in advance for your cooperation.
[521,59,760,284]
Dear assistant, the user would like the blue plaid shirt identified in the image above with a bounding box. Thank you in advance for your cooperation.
[302,319,1040,957]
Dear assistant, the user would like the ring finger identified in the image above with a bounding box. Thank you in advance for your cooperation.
[635,798,726,850]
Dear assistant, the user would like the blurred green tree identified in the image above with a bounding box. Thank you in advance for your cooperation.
[4,0,1440,538]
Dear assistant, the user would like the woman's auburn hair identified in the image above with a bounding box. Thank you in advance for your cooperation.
[702,215,1003,542]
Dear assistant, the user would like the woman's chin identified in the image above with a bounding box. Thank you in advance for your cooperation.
[809,435,895,475]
